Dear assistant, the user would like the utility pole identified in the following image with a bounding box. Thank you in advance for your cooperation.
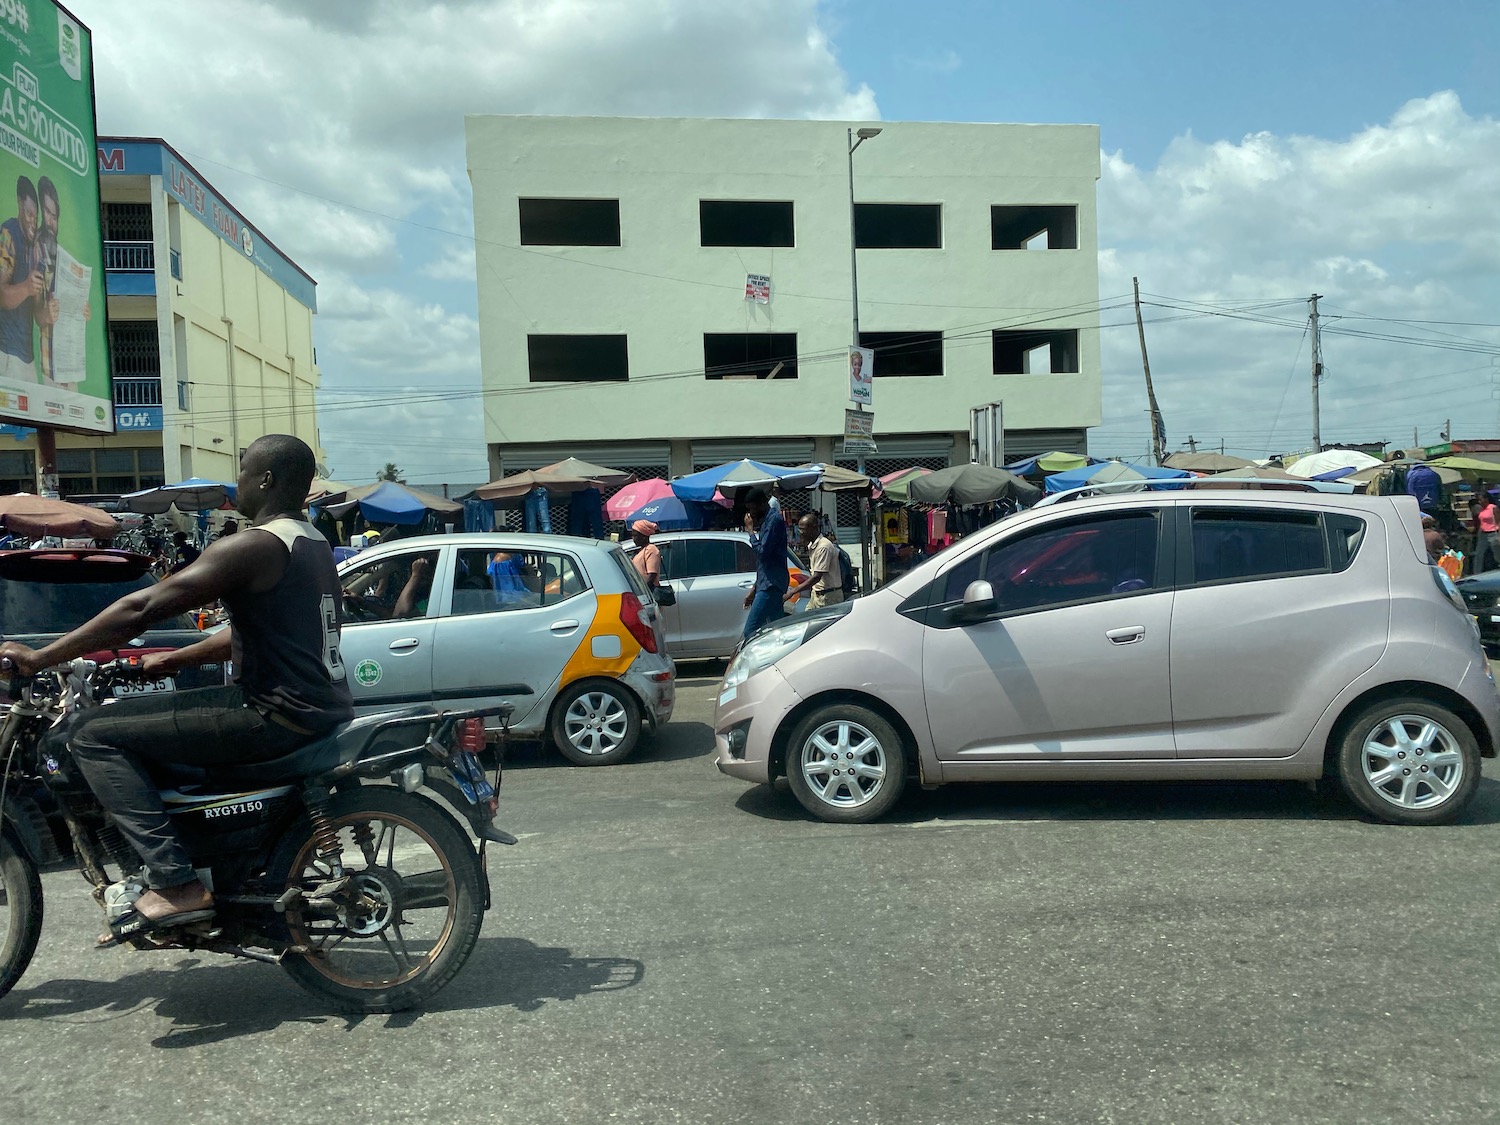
[1309,293,1323,452]
[1187,435,1198,454]
[1133,278,1166,466]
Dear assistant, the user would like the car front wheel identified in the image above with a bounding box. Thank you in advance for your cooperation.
[551,680,641,766]
[785,704,907,823]
[1336,697,1481,825]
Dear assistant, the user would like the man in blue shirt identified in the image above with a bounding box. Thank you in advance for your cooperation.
[741,487,789,643]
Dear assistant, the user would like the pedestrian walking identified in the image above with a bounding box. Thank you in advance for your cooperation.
[787,514,843,610]
[1470,493,1499,572]
[629,519,662,590]
[1421,513,1446,564]
[741,487,788,642]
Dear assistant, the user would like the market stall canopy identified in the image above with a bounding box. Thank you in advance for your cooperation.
[1164,451,1254,472]
[800,464,874,492]
[120,478,238,515]
[534,457,634,488]
[467,470,604,502]
[1282,449,1383,478]
[305,477,354,506]
[671,459,824,503]
[1426,455,1500,480]
[1005,451,1094,476]
[0,494,120,539]
[1043,461,1192,494]
[320,481,462,526]
[907,463,1041,507]
[1343,460,1462,485]
[876,467,931,505]
[623,495,724,532]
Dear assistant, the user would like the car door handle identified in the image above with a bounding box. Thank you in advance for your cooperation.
[737,580,754,588]
[388,638,420,652]
[1106,626,1146,645]
[550,619,581,633]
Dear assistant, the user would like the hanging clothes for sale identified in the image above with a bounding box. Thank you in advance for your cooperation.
[567,486,606,538]
[523,486,552,534]
[463,498,495,533]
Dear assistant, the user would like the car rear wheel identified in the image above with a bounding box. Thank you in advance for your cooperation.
[785,704,906,823]
[1336,697,1481,825]
[551,680,641,766]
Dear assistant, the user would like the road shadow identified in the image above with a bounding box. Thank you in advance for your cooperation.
[672,658,728,685]
[0,935,644,1047]
[735,774,1500,827]
[501,721,714,770]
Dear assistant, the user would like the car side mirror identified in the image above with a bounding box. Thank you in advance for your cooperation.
[951,580,999,625]
[654,584,677,607]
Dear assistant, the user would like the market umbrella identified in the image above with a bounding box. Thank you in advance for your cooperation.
[1043,460,1192,494]
[907,463,1041,507]
[120,477,238,514]
[801,464,874,492]
[606,478,675,521]
[1427,455,1500,480]
[1005,451,1094,477]
[305,476,354,505]
[1343,460,1462,485]
[467,469,604,502]
[535,457,634,488]
[0,494,120,539]
[876,467,931,505]
[623,496,724,532]
[1164,451,1254,472]
[671,459,824,503]
[1282,449,1382,478]
[320,480,461,525]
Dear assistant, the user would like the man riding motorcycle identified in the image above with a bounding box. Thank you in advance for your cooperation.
[0,434,353,946]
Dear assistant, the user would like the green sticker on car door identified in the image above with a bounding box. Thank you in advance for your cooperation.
[354,659,382,687]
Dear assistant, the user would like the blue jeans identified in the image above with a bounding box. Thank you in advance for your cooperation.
[742,588,788,643]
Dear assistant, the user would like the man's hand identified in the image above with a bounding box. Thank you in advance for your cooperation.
[26,270,43,299]
[743,513,755,533]
[140,650,178,677]
[0,642,45,676]
[743,591,754,609]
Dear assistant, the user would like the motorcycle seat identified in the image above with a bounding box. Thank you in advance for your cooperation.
[200,706,438,788]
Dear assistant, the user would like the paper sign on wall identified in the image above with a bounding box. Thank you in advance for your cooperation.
[842,408,876,454]
[744,274,771,303]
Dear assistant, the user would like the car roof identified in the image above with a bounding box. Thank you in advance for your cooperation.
[341,532,624,560]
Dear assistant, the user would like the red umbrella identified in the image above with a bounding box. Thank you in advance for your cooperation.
[0,494,120,539]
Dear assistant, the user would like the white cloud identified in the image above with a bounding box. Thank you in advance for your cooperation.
[1095,92,1500,461]
[419,244,478,283]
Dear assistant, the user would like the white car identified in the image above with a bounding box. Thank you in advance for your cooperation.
[337,533,675,765]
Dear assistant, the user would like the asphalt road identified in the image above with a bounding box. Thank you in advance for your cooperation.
[3,663,1498,1125]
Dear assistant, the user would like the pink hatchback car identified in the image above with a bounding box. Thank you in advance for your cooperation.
[714,489,1499,825]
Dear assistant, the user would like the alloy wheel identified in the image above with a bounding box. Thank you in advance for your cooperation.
[563,691,630,757]
[799,719,887,808]
[1359,713,1466,811]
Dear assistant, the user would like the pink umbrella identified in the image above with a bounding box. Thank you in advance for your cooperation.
[607,478,730,521]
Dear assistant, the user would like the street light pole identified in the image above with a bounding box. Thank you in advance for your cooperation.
[847,126,881,593]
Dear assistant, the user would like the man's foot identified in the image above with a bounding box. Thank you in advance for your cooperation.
[96,880,215,949]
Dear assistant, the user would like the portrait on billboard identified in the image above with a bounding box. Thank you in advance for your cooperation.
[0,1,111,432]
[848,345,873,406]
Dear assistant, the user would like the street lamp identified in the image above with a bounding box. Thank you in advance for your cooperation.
[847,126,881,593]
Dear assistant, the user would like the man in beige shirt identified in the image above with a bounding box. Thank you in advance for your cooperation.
[787,514,844,609]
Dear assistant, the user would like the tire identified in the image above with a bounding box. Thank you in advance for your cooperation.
[269,787,486,1014]
[0,834,43,1004]
[785,704,907,823]
[1336,697,1482,825]
[550,679,641,766]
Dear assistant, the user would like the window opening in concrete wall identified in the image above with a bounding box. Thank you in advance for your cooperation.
[859,331,944,377]
[0,450,35,495]
[991,205,1078,250]
[699,201,795,247]
[703,333,799,380]
[992,329,1079,374]
[527,335,629,382]
[102,202,152,242]
[518,198,621,246]
[108,321,160,376]
[854,204,942,249]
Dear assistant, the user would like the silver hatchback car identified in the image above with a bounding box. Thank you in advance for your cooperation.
[714,490,1499,824]
[338,533,674,765]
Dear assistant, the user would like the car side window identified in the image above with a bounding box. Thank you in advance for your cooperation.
[341,551,441,622]
[654,541,675,581]
[734,542,758,574]
[676,539,738,578]
[941,513,1160,613]
[1190,509,1327,584]
[1325,512,1366,573]
[449,548,588,616]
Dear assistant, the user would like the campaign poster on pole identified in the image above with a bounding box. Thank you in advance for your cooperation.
[842,408,876,455]
[848,345,873,406]
[0,1,111,433]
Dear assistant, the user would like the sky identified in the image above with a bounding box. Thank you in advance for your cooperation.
[65,0,1500,481]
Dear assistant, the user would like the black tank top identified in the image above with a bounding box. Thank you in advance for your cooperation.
[224,517,354,731]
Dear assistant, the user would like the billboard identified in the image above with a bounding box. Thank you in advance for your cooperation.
[0,2,110,433]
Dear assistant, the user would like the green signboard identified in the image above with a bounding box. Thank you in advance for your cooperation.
[0,1,109,433]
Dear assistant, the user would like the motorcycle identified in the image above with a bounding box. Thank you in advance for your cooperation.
[0,657,515,1013]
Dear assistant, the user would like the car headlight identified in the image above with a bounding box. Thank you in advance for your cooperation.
[724,616,837,689]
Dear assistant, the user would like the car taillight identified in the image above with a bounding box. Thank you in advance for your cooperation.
[456,717,486,752]
[619,592,658,653]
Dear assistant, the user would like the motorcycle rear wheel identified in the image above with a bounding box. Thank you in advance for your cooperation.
[0,835,43,1003]
[269,787,486,1014]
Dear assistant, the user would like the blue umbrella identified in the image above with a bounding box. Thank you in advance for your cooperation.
[626,496,721,531]
[671,459,824,503]
[1044,461,1192,494]
[337,480,428,526]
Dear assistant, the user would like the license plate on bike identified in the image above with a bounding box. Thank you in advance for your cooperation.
[112,678,175,697]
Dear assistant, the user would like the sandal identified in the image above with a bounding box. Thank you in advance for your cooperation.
[96,906,216,950]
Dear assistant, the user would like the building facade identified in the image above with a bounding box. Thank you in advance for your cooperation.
[0,137,323,497]
[466,115,1102,526]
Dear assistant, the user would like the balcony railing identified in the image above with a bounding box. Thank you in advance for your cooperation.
[104,241,154,271]
[112,376,163,407]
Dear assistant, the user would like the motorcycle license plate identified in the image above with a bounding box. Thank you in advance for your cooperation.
[113,678,175,697]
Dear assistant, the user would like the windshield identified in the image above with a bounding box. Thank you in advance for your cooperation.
[0,575,195,634]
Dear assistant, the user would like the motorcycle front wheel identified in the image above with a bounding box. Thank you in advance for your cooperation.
[268,787,486,1014]
[0,834,43,1003]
